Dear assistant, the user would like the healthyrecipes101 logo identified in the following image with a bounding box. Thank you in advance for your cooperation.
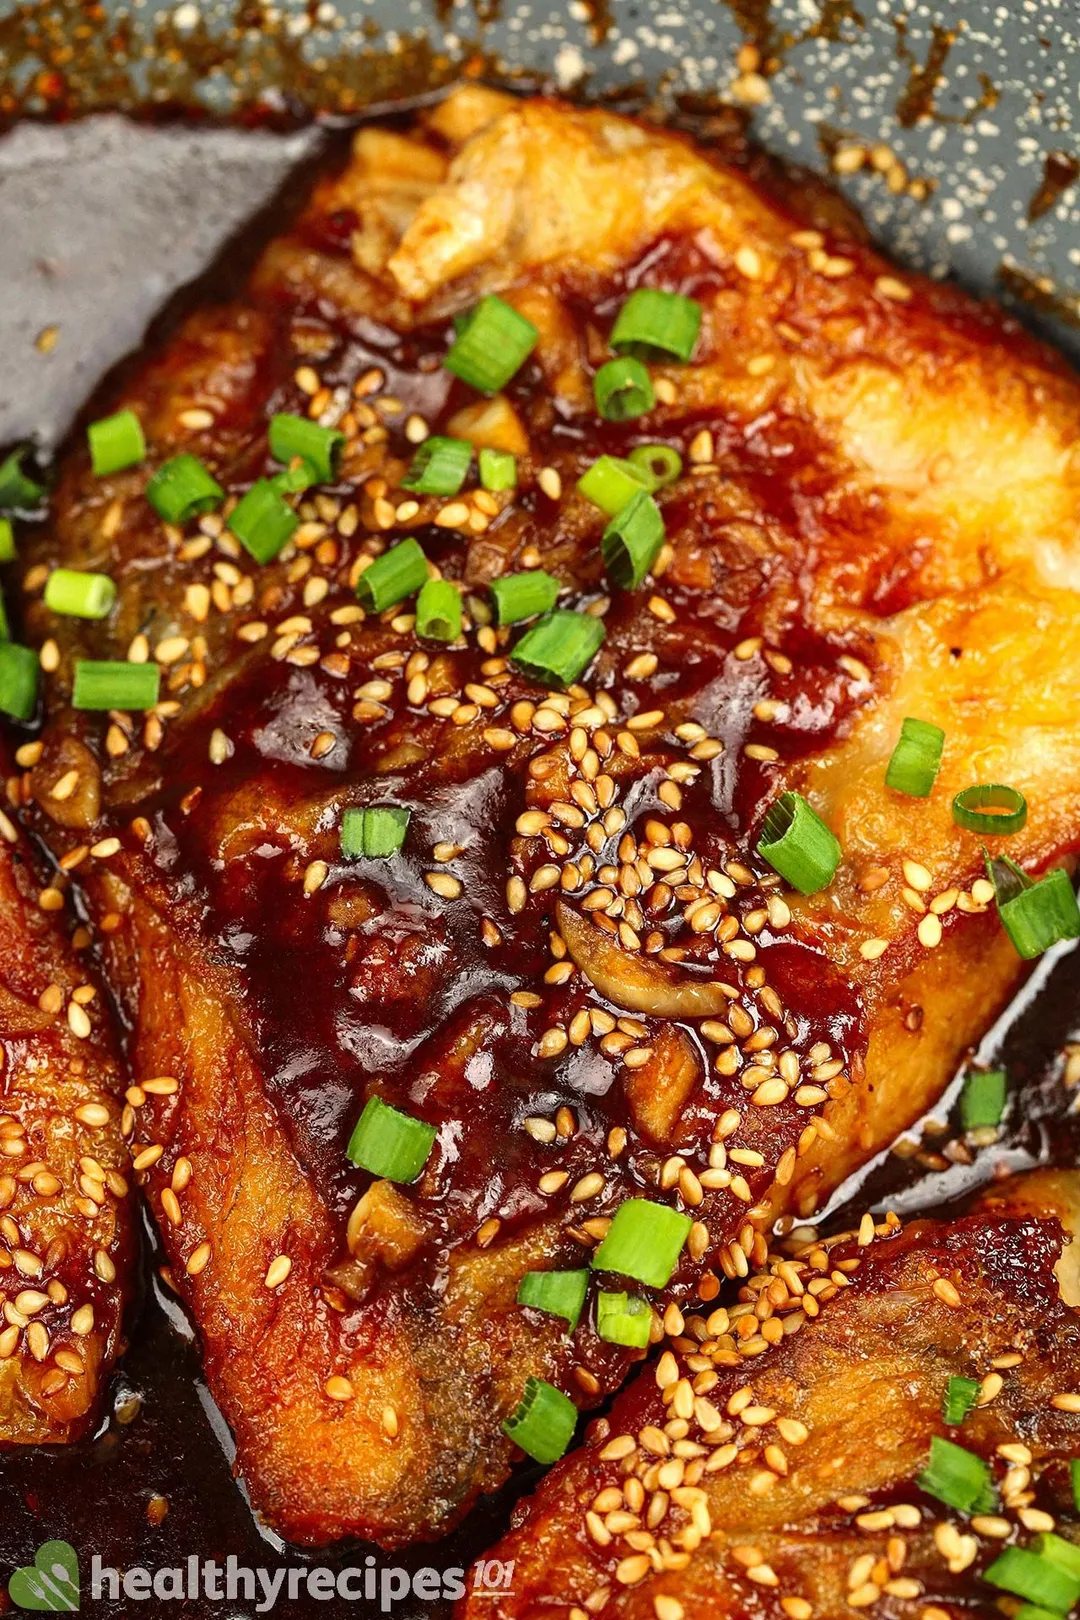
[7,1541,80,1611]
[8,1541,514,1613]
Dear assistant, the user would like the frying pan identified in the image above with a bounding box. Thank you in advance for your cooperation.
[0,3,1077,1614]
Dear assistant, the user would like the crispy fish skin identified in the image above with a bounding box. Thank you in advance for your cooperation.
[0,792,132,1443]
[14,92,1080,1542]
[461,1176,1080,1620]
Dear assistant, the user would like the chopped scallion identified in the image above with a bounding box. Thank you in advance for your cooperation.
[885,716,944,798]
[1034,1535,1080,1584]
[602,490,665,589]
[596,1290,652,1349]
[43,569,117,620]
[576,455,654,517]
[340,806,410,860]
[72,660,160,712]
[628,443,683,487]
[415,578,463,642]
[757,791,841,895]
[444,296,538,394]
[516,1269,589,1333]
[610,288,702,362]
[959,1068,1006,1131]
[0,447,44,511]
[88,408,146,476]
[0,519,14,563]
[402,435,472,497]
[478,448,517,492]
[594,357,655,422]
[952,783,1028,835]
[268,414,344,484]
[228,480,299,565]
[511,610,605,689]
[502,1376,577,1465]
[916,1434,996,1515]
[985,1546,1080,1613]
[986,854,1080,960]
[356,538,428,614]
[0,643,38,721]
[489,570,560,626]
[346,1094,435,1184]
[145,455,223,524]
[942,1375,979,1426]
[591,1198,691,1288]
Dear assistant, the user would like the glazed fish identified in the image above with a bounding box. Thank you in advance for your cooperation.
[11,88,1080,1542]
[459,1169,1080,1620]
[0,764,131,1444]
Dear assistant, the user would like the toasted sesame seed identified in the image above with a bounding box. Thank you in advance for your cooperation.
[265,1255,292,1289]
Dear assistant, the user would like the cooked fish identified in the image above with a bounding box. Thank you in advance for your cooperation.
[0,768,131,1443]
[460,1170,1080,1620]
[13,90,1080,1542]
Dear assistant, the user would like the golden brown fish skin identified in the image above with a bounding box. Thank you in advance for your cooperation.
[0,787,132,1444]
[12,93,1080,1541]
[460,1182,1080,1620]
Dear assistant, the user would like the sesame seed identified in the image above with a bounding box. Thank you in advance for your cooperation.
[186,1242,211,1276]
[424,872,463,901]
[264,1255,292,1289]
[325,1376,354,1402]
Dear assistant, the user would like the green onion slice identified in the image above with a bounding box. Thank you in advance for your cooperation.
[502,1376,577,1465]
[602,490,665,590]
[610,289,702,362]
[511,610,605,689]
[228,480,299,565]
[885,716,944,798]
[986,854,1080,960]
[356,538,428,613]
[1015,1608,1068,1620]
[1034,1534,1080,1583]
[145,455,223,524]
[591,1198,692,1288]
[959,1067,1006,1131]
[594,357,655,423]
[942,1375,979,1426]
[628,443,683,488]
[0,643,38,721]
[88,409,146,476]
[402,435,472,497]
[340,806,410,859]
[985,1547,1080,1613]
[516,1269,589,1332]
[478,448,517,492]
[415,578,463,642]
[0,447,45,511]
[577,455,654,517]
[952,783,1028,835]
[0,589,8,642]
[915,1434,996,1515]
[271,462,316,496]
[72,660,161,712]
[596,1290,652,1349]
[44,569,117,620]
[757,791,841,895]
[0,519,15,563]
[346,1094,435,1184]
[489,570,560,626]
[268,414,344,484]
[445,296,539,394]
